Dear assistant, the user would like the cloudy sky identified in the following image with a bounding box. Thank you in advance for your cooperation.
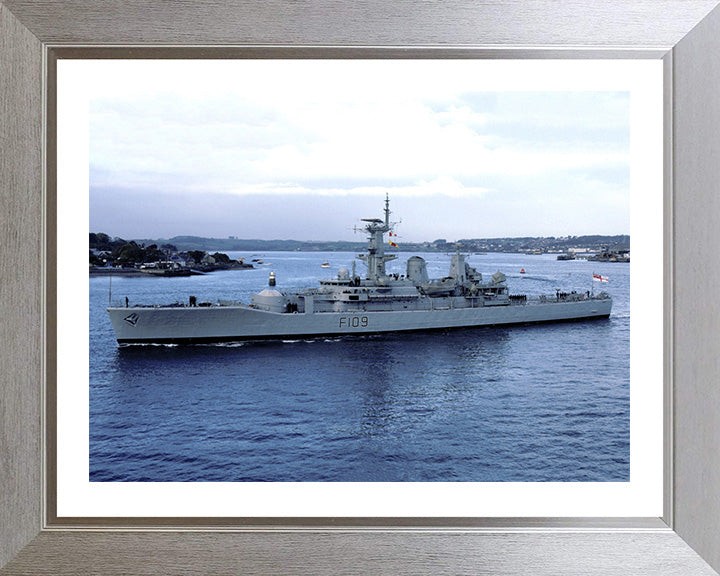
[86,60,631,242]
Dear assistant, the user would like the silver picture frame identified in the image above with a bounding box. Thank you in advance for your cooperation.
[2,1,720,574]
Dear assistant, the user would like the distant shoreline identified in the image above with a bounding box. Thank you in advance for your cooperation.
[89,268,146,277]
[120,234,631,255]
[88,267,252,277]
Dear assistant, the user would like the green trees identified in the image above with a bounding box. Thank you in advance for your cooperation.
[111,241,145,265]
[89,232,126,251]
[211,252,231,264]
[186,250,205,265]
[90,233,188,267]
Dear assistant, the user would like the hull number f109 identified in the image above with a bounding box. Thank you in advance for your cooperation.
[339,316,369,329]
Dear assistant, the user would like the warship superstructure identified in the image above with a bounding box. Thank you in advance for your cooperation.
[107,197,612,344]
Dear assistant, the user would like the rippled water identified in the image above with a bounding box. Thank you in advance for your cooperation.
[89,251,629,482]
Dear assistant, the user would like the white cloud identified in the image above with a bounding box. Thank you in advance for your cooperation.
[90,86,628,196]
[86,60,639,237]
[225,176,489,199]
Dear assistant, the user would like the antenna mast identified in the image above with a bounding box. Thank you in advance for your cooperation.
[357,194,397,279]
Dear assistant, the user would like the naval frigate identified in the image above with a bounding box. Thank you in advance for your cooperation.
[107,196,612,345]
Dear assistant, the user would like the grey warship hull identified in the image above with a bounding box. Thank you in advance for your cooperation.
[108,297,611,344]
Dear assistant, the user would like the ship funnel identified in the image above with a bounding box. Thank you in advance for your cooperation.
[268,271,276,286]
[406,256,429,285]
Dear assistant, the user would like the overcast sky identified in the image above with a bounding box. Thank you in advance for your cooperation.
[87,60,631,242]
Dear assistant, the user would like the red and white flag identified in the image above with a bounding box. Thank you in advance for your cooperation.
[593,273,609,282]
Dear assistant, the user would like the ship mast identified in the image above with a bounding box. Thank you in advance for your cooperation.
[357,193,397,279]
[384,193,390,228]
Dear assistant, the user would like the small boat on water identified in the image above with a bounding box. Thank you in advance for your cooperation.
[321,262,331,268]
[588,249,630,263]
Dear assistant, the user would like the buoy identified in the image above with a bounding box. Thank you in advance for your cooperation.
[520,268,525,274]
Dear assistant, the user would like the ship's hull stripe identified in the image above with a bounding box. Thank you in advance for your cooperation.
[116,314,610,345]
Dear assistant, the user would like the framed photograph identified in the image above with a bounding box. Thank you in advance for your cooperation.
[55,57,661,522]
[2,2,720,574]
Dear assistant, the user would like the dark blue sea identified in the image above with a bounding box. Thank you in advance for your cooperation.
[89,252,629,482]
